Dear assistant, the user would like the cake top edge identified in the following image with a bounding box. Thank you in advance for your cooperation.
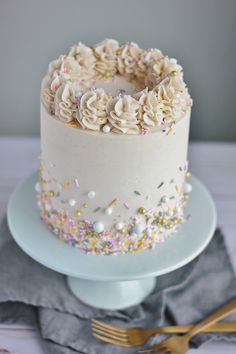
[41,38,192,135]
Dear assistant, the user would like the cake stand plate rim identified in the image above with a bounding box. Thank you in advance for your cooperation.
[7,172,217,281]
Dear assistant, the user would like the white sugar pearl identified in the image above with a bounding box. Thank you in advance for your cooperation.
[132,224,145,235]
[105,207,113,215]
[183,183,192,194]
[161,196,169,203]
[176,206,182,214]
[37,201,42,208]
[93,221,104,233]
[69,199,76,206]
[115,222,124,231]
[45,203,51,211]
[88,191,96,199]
[35,182,41,192]
[103,125,111,133]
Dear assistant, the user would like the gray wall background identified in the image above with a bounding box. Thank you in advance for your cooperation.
[0,0,236,141]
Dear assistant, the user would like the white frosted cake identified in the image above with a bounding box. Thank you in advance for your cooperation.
[38,39,192,255]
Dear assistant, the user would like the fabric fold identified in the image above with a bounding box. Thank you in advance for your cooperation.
[0,215,235,354]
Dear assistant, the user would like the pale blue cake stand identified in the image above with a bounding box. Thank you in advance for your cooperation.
[7,172,216,310]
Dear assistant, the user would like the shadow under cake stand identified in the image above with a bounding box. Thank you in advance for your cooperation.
[7,172,216,310]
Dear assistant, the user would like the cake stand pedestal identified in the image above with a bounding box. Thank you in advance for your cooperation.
[7,173,216,310]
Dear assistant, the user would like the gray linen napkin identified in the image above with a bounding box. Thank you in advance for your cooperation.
[0,215,236,354]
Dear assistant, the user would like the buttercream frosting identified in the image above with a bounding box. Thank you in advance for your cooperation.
[41,39,192,134]
[77,89,109,130]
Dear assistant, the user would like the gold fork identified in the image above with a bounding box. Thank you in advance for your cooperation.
[139,297,236,354]
[92,319,236,348]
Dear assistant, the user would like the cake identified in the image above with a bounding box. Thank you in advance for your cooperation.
[38,39,192,255]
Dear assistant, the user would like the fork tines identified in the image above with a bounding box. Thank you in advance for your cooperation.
[91,319,131,347]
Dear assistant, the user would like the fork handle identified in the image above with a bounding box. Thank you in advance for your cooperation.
[144,322,236,334]
[184,297,236,340]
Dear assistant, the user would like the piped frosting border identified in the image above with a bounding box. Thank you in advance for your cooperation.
[41,39,192,135]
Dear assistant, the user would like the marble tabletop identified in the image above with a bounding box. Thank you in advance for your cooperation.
[0,137,236,353]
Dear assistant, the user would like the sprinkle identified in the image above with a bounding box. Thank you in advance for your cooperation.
[138,207,147,214]
[105,207,113,215]
[184,161,189,171]
[69,199,76,206]
[179,166,183,171]
[170,70,177,77]
[108,198,118,207]
[74,178,80,188]
[140,127,150,135]
[161,196,169,203]
[93,221,104,233]
[146,195,150,200]
[134,190,141,196]
[46,190,55,197]
[170,179,174,183]
[115,222,124,231]
[183,183,192,194]
[170,196,175,200]
[167,128,173,135]
[64,122,78,128]
[123,202,130,209]
[93,207,101,213]
[64,180,70,188]
[82,203,88,208]
[121,227,127,234]
[132,223,145,235]
[102,125,111,133]
[74,210,82,217]
[157,181,164,189]
[88,191,96,199]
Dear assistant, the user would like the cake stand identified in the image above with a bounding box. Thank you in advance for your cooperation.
[7,172,216,310]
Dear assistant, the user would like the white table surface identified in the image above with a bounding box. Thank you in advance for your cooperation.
[0,137,235,353]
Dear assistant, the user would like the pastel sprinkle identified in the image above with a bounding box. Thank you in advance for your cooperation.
[123,202,130,209]
[157,181,164,189]
[108,198,118,207]
[74,178,80,188]
[64,180,70,188]
[65,122,78,128]
[167,127,173,135]
[93,207,101,213]
[134,190,141,195]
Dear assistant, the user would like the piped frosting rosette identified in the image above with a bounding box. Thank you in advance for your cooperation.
[41,39,192,134]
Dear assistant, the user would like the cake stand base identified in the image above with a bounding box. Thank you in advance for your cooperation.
[68,277,156,309]
[7,172,216,310]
